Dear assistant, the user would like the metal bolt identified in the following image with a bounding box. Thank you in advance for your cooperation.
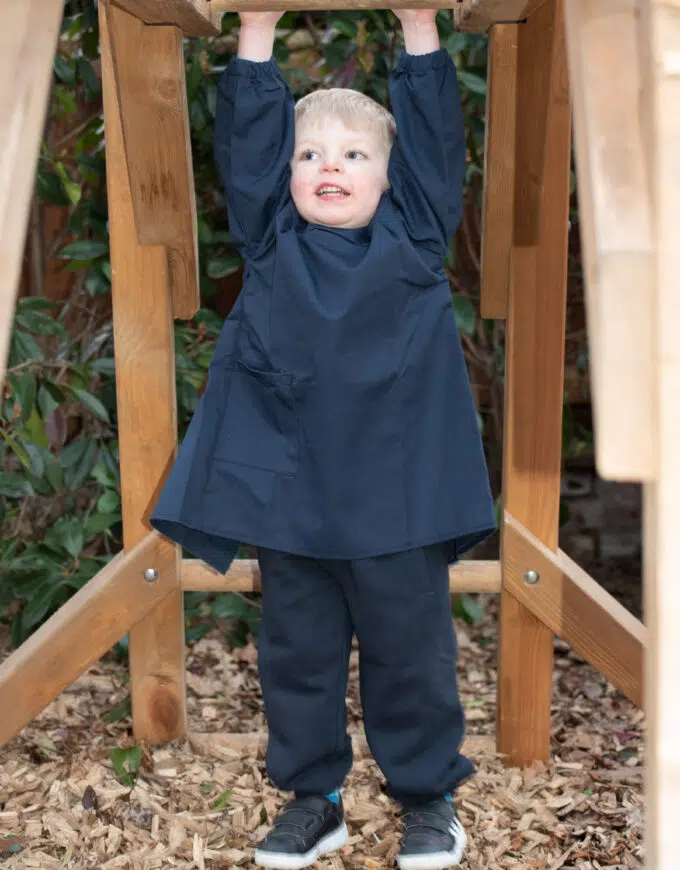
[143,568,158,583]
[524,569,540,586]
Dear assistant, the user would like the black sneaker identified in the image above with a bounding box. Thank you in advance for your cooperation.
[397,797,466,870]
[253,794,348,869]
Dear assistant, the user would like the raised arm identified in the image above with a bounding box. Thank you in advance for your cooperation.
[214,12,294,257]
[387,10,466,259]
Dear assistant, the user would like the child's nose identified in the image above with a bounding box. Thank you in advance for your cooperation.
[321,156,343,172]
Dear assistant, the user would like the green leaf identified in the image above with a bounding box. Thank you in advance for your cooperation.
[209,789,232,811]
[105,697,131,723]
[37,383,62,419]
[21,578,63,631]
[69,387,110,423]
[58,241,109,261]
[44,516,85,559]
[0,471,32,498]
[457,70,487,95]
[452,295,476,336]
[84,511,121,538]
[54,55,75,84]
[97,490,120,513]
[110,745,142,787]
[36,170,71,206]
[206,256,241,279]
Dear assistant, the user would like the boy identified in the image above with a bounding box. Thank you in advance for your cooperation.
[151,8,496,869]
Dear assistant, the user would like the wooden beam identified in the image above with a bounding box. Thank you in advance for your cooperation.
[188,731,496,760]
[106,6,200,320]
[497,0,571,767]
[503,511,645,707]
[101,0,187,744]
[565,0,655,482]
[453,0,549,33]
[182,558,503,594]
[0,533,177,745]
[513,0,563,246]
[111,0,220,36]
[639,0,680,865]
[211,0,464,9]
[0,0,63,389]
[480,24,518,319]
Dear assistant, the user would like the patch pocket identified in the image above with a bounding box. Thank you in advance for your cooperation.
[214,361,299,476]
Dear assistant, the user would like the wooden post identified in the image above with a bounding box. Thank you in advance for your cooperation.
[100,1,186,742]
[480,24,518,320]
[0,0,63,388]
[640,0,680,865]
[496,0,571,765]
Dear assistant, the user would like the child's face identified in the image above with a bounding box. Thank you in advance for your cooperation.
[291,117,390,229]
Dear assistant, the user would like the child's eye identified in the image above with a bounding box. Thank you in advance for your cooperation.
[300,149,318,161]
[347,150,367,160]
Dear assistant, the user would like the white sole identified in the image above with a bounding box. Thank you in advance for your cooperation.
[254,821,349,869]
[396,823,467,870]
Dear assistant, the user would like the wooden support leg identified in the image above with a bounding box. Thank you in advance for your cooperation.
[639,0,680,864]
[0,0,63,388]
[497,0,571,766]
[100,1,186,743]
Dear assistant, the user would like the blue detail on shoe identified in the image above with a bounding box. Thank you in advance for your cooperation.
[324,789,341,804]
[444,794,454,803]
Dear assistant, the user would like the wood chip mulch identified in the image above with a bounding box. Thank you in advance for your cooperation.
[0,596,644,869]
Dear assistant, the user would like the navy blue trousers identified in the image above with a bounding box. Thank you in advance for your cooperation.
[256,543,475,805]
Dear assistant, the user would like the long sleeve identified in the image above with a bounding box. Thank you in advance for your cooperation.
[214,56,295,258]
[387,49,466,259]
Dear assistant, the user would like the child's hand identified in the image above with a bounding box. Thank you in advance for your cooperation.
[239,11,285,29]
[391,9,437,24]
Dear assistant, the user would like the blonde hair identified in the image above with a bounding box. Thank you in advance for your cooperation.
[295,88,397,158]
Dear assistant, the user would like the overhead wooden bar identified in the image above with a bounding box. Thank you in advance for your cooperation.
[453,0,549,32]
[111,0,221,36]
[182,558,503,594]
[0,534,177,746]
[503,511,645,708]
[0,0,63,389]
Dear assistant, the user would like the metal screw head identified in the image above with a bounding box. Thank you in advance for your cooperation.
[524,569,540,585]
[143,568,158,583]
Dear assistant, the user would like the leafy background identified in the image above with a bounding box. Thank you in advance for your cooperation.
[1,2,591,657]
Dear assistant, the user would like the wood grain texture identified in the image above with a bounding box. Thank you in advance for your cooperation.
[182,559,503,594]
[101,1,186,743]
[565,0,654,481]
[0,0,63,389]
[453,0,549,32]
[480,24,518,320]
[497,0,571,767]
[639,0,680,865]
[503,512,645,707]
[0,533,177,745]
[111,0,220,35]
[106,9,199,320]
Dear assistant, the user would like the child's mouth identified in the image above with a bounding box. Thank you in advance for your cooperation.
[316,185,350,200]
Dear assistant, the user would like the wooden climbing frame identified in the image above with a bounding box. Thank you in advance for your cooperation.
[0,0,676,864]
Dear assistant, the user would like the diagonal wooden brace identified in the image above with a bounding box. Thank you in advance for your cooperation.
[0,532,179,746]
[503,511,646,708]
[105,3,200,320]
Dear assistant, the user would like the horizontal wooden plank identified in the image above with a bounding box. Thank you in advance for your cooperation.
[453,0,549,32]
[182,558,502,594]
[188,730,496,760]
[112,0,220,35]
[0,0,63,389]
[0,532,179,745]
[503,511,646,707]
[212,0,462,9]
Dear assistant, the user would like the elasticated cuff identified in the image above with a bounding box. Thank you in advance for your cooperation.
[393,47,449,75]
[223,55,282,82]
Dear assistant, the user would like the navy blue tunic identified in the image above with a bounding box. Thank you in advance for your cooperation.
[150,48,496,573]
